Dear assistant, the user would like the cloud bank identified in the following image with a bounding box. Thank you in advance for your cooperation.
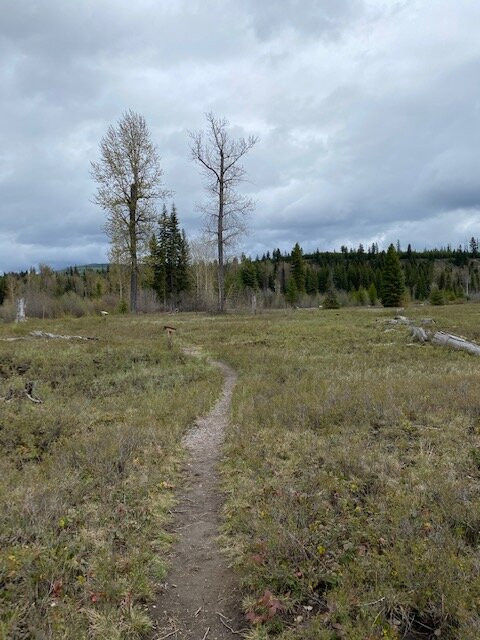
[1,0,480,270]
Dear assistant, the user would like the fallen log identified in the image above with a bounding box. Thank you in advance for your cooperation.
[29,331,98,341]
[411,326,429,343]
[3,381,42,404]
[431,331,480,356]
[408,324,480,356]
[388,315,412,325]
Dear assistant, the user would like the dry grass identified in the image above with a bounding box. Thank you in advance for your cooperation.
[3,305,480,639]
[168,305,480,639]
[0,315,222,640]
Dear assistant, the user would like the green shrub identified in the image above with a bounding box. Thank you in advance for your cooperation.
[430,288,445,305]
[323,289,340,309]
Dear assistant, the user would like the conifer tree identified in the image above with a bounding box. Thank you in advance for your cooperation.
[367,282,377,305]
[176,229,191,294]
[240,259,258,289]
[381,244,405,307]
[429,287,445,305]
[148,234,166,302]
[291,243,306,291]
[305,268,318,295]
[148,203,190,307]
[286,277,298,305]
[323,288,340,309]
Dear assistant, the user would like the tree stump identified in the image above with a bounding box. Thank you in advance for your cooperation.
[164,325,176,350]
[16,298,26,323]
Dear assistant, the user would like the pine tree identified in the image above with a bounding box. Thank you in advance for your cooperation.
[429,287,445,305]
[176,229,191,294]
[367,283,377,305]
[148,203,190,306]
[166,204,180,297]
[416,273,428,300]
[156,205,170,303]
[290,243,306,292]
[165,204,191,302]
[305,268,317,295]
[240,259,258,289]
[286,277,298,305]
[323,288,340,309]
[381,244,405,307]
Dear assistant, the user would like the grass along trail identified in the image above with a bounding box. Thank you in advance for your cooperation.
[152,349,244,640]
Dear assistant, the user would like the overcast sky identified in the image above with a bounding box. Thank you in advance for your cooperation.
[1,0,480,272]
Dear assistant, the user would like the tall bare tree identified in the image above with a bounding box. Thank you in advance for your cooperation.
[189,113,258,312]
[91,110,169,312]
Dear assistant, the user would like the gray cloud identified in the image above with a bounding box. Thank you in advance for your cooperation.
[1,0,480,271]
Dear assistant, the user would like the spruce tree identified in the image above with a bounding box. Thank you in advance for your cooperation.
[429,287,445,305]
[176,229,191,294]
[240,259,258,289]
[166,204,180,298]
[381,244,404,307]
[148,234,166,302]
[290,243,306,292]
[286,277,298,305]
[367,282,377,305]
[305,268,318,295]
[156,205,170,304]
[148,203,191,306]
[323,288,340,309]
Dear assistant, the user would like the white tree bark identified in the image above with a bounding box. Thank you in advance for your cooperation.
[15,298,26,323]
[431,331,480,356]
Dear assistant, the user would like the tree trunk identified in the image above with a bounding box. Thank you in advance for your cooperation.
[129,184,138,313]
[16,298,26,323]
[217,154,225,313]
[431,331,480,356]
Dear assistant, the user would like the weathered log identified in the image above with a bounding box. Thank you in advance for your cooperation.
[3,381,42,404]
[29,331,98,341]
[411,326,429,343]
[389,315,412,325]
[431,331,480,356]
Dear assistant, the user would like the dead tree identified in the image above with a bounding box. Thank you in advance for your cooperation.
[16,298,26,323]
[189,113,258,313]
[431,331,480,355]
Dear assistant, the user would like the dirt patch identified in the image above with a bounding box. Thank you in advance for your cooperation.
[151,353,245,639]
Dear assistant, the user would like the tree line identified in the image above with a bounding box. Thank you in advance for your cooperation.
[232,241,480,306]
[2,235,480,318]
[4,108,478,316]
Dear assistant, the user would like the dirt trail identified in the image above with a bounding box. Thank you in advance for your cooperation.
[151,351,245,640]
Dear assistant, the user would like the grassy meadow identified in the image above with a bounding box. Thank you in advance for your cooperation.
[0,316,222,639]
[172,305,480,639]
[2,304,480,639]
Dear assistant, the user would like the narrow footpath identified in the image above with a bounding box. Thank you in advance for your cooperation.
[151,353,245,640]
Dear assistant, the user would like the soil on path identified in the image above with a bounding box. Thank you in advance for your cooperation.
[151,352,245,640]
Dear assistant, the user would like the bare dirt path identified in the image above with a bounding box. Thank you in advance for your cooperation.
[151,350,245,640]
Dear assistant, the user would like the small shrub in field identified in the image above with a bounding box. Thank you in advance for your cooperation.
[430,287,445,305]
[117,298,128,313]
[323,289,340,309]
